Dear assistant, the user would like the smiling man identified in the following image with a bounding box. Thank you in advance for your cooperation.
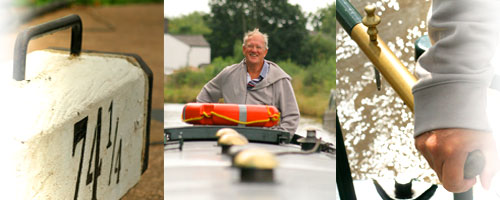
[196,28,300,135]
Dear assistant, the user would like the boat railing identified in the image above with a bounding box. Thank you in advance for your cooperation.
[165,125,291,144]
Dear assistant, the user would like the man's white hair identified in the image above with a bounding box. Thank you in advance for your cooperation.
[243,28,269,50]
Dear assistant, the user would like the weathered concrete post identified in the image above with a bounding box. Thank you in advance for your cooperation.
[1,49,152,200]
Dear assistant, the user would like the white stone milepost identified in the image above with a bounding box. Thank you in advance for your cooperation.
[0,49,151,200]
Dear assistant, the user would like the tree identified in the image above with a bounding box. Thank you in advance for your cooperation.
[204,0,310,65]
[167,12,212,35]
[310,3,335,38]
[306,32,335,63]
[305,3,335,63]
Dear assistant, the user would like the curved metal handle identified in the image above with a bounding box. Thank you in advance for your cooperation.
[464,150,485,179]
[13,14,82,81]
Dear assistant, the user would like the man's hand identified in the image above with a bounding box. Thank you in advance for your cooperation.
[415,128,499,192]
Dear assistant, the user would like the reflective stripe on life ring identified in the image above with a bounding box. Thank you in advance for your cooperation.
[182,103,280,127]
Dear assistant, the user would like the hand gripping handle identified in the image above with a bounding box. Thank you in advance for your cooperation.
[464,150,485,179]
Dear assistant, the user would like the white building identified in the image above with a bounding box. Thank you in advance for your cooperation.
[164,34,211,74]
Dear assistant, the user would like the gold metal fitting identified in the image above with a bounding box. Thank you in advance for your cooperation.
[215,128,239,138]
[218,133,248,146]
[362,4,381,42]
[234,148,278,169]
[217,130,247,154]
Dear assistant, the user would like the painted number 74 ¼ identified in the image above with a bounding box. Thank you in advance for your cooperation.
[72,101,122,200]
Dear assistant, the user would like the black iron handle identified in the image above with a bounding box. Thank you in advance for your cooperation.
[13,14,82,81]
[454,151,483,200]
[464,150,485,179]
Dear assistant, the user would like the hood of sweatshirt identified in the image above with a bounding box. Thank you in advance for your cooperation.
[241,59,291,90]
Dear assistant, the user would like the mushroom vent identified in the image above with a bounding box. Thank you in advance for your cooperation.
[297,128,320,152]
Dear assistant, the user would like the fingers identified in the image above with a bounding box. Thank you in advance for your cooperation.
[414,131,431,152]
[480,141,500,190]
[441,151,476,192]
[415,132,435,168]
[416,131,439,175]
[481,166,494,190]
[414,129,498,193]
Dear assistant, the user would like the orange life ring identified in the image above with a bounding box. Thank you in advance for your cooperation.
[182,103,280,127]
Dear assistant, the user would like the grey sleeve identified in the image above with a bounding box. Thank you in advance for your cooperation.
[276,79,300,134]
[412,0,500,136]
[196,70,224,103]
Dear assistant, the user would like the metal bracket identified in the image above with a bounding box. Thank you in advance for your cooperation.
[13,14,82,81]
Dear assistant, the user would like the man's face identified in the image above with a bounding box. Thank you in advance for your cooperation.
[243,34,268,66]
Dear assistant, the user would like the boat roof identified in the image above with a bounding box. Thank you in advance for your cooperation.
[165,141,336,199]
[164,126,336,199]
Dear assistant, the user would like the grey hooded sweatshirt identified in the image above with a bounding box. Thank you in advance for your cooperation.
[413,0,500,136]
[196,59,300,134]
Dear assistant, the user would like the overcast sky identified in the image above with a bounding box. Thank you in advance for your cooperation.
[164,0,333,18]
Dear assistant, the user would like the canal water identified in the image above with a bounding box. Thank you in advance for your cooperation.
[164,103,335,144]
[336,0,438,183]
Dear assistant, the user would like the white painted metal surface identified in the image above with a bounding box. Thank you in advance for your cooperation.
[165,141,336,200]
[0,49,150,200]
[337,179,500,199]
